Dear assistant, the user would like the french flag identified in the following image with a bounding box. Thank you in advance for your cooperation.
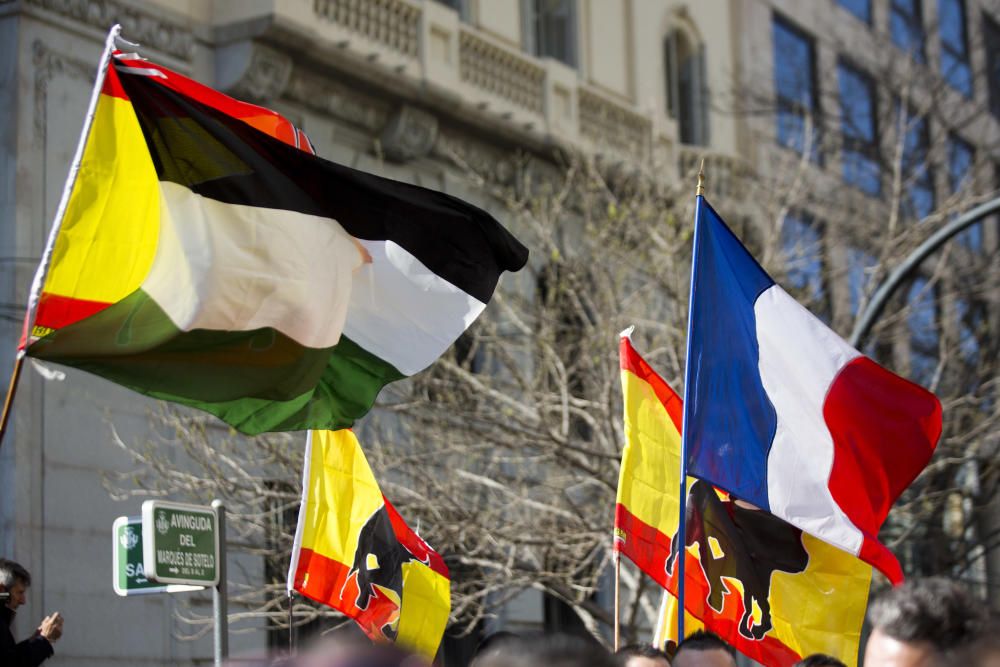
[682,198,942,584]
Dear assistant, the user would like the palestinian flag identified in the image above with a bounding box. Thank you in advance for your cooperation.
[25,53,528,434]
[616,329,871,667]
[288,429,450,658]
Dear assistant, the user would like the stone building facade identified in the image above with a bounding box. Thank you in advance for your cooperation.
[0,0,997,665]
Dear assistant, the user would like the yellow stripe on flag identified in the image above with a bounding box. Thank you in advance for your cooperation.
[291,430,450,658]
[43,92,160,305]
[617,367,683,535]
[301,430,385,566]
[397,559,451,658]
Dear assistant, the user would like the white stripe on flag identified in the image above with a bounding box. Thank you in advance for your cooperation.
[144,182,364,348]
[755,285,865,555]
[344,239,486,376]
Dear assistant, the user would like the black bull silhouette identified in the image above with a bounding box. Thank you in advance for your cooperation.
[345,504,428,640]
[665,481,810,641]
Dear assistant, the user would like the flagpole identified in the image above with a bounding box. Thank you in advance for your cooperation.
[0,23,123,451]
[676,160,706,643]
[613,551,621,651]
[288,591,295,653]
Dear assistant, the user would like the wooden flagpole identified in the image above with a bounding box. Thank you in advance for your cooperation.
[0,24,124,451]
[613,551,621,650]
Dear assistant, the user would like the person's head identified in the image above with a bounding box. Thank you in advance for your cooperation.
[614,643,670,667]
[794,654,847,667]
[673,631,737,667]
[948,621,1000,667]
[0,559,31,611]
[472,633,615,667]
[864,577,988,667]
[470,631,521,667]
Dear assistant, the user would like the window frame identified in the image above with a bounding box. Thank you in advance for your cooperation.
[895,102,935,221]
[838,0,873,25]
[938,0,974,97]
[780,212,830,321]
[523,0,578,68]
[890,0,927,62]
[984,12,1000,118]
[837,58,882,196]
[664,27,710,146]
[772,12,822,162]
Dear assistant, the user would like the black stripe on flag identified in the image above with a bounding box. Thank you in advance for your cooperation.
[116,66,528,304]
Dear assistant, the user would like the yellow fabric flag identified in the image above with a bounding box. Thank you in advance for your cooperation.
[288,430,451,658]
[616,330,872,666]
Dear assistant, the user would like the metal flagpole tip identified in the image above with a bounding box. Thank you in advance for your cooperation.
[696,159,706,197]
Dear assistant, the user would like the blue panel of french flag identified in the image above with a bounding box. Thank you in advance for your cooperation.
[683,198,942,584]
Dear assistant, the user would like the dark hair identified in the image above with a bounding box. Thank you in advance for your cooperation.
[0,559,31,589]
[473,633,615,667]
[793,654,847,667]
[614,643,670,666]
[474,632,520,657]
[675,630,736,659]
[867,577,987,652]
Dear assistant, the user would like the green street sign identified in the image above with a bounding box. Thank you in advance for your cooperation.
[142,501,220,587]
[113,516,204,596]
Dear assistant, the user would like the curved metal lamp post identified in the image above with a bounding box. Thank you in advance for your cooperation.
[849,196,1000,348]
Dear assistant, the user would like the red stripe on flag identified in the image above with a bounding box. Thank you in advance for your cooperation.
[383,496,450,579]
[619,337,683,430]
[614,503,672,589]
[292,547,353,609]
[34,292,112,332]
[824,356,941,585]
[101,61,129,99]
[115,57,299,147]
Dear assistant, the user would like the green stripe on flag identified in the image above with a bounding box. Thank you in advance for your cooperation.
[29,290,404,434]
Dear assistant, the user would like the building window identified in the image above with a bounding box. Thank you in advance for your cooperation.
[773,14,821,161]
[985,14,1000,118]
[432,0,470,21]
[664,29,710,146]
[907,277,939,386]
[890,0,926,62]
[897,105,934,220]
[524,0,577,67]
[838,61,881,196]
[948,134,980,248]
[955,298,983,367]
[847,246,877,316]
[781,213,829,320]
[839,0,872,24]
[939,0,973,97]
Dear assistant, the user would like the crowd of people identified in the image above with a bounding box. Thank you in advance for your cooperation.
[3,555,997,667]
[273,577,997,667]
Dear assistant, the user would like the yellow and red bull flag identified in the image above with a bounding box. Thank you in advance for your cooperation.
[288,430,450,658]
[615,329,872,667]
[24,51,527,435]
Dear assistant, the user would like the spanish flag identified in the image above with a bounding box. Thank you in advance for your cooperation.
[615,329,871,667]
[288,430,450,658]
[25,52,528,435]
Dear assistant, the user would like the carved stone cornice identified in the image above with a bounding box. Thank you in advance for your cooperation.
[284,69,389,133]
[21,0,194,61]
[31,39,96,143]
[216,41,293,105]
[380,105,438,163]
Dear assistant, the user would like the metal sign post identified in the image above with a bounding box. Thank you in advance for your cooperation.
[141,499,228,666]
[212,499,229,667]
